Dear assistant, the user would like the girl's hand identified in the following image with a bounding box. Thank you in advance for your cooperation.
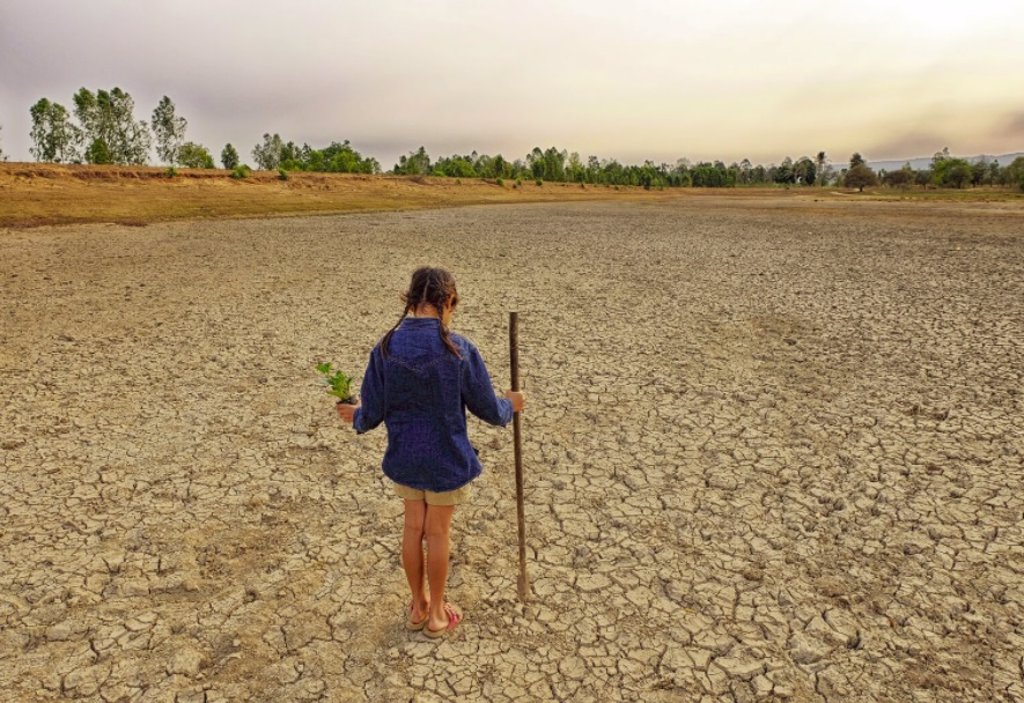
[336,401,359,425]
[504,390,526,413]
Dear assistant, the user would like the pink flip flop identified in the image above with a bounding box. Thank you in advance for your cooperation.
[424,601,463,639]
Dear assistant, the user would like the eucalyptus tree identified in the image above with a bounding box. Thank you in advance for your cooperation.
[29,98,82,162]
[151,96,187,165]
[252,133,285,170]
[221,143,239,170]
[73,87,151,164]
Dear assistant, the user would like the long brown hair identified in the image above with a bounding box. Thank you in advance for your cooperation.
[381,267,461,359]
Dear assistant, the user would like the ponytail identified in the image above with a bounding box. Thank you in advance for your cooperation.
[380,307,409,359]
[383,267,462,359]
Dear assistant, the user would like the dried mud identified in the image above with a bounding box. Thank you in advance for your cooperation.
[1,200,1022,702]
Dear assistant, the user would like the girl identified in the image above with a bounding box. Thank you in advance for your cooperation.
[336,267,526,637]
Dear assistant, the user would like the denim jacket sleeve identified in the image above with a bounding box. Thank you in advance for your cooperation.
[353,345,386,434]
[461,341,513,427]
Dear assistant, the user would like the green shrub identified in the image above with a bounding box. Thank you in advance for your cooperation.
[164,166,178,178]
[177,142,215,169]
[515,178,523,188]
[230,164,252,180]
[495,177,504,187]
[535,178,543,187]
[277,168,289,181]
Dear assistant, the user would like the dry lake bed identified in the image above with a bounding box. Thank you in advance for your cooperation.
[1,198,1022,701]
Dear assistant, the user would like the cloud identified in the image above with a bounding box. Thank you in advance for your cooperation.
[2,1,1023,164]
[867,132,950,161]
[993,111,1024,141]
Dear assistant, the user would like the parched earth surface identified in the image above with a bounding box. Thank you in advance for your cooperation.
[1,199,1022,702]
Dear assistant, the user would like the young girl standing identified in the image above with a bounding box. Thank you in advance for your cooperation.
[336,267,525,637]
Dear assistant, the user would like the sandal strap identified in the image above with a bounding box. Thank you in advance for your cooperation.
[442,601,463,628]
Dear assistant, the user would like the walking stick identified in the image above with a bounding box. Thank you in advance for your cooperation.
[509,312,529,602]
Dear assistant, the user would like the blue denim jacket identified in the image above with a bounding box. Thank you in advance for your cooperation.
[353,317,513,492]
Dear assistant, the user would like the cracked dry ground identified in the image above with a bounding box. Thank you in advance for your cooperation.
[1,199,1022,702]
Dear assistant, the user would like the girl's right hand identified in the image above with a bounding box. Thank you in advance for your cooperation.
[504,390,526,412]
[336,401,359,425]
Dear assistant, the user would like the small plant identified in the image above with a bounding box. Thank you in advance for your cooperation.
[316,362,355,404]
[230,164,252,180]
[515,178,523,188]
[277,168,289,181]
[495,177,504,187]
[164,166,178,178]
[535,178,543,187]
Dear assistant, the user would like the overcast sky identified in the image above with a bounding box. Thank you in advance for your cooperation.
[2,0,1023,167]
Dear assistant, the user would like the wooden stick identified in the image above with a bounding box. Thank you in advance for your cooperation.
[509,312,529,601]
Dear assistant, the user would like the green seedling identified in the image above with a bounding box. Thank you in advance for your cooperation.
[316,362,355,404]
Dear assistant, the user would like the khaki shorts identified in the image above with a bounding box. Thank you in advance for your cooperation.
[392,481,472,506]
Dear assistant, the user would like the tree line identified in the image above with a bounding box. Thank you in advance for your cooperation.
[11,86,1024,191]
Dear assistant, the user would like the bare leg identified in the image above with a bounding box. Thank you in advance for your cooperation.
[425,503,456,632]
[402,499,428,622]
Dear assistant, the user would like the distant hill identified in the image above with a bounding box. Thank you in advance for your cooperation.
[868,152,1024,172]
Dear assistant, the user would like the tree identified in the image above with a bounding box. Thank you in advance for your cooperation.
[849,152,866,169]
[930,148,971,188]
[882,163,914,188]
[774,157,795,184]
[541,147,567,182]
[29,98,82,162]
[567,151,585,182]
[151,96,187,165]
[177,142,214,168]
[988,160,1001,186]
[85,139,112,164]
[970,159,989,187]
[1002,156,1024,191]
[252,133,285,170]
[844,163,878,192]
[794,156,816,185]
[815,151,827,186]
[73,87,150,164]
[393,146,431,175]
[526,147,544,179]
[221,143,239,170]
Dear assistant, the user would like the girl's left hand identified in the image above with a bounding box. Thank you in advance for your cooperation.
[336,401,359,425]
